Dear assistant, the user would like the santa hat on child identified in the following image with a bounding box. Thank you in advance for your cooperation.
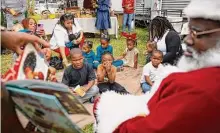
[184,0,220,21]
[125,33,137,42]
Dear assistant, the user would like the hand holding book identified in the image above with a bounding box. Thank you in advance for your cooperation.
[72,85,86,97]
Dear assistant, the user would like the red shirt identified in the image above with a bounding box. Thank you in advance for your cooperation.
[122,0,134,14]
[114,67,220,133]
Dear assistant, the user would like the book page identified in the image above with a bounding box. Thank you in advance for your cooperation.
[17,44,49,80]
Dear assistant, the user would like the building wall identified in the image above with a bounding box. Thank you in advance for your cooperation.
[161,0,191,17]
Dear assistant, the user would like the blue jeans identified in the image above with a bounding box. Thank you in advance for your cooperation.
[141,82,151,93]
[122,13,134,32]
[93,60,124,69]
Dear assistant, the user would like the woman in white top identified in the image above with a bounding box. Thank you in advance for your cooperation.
[50,13,84,67]
[149,16,182,65]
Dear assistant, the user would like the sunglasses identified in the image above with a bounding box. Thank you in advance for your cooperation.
[190,28,220,39]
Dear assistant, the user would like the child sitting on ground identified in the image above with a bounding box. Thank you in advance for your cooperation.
[93,33,123,69]
[41,48,57,82]
[140,50,164,93]
[62,48,99,103]
[144,41,157,64]
[82,41,96,67]
[97,52,129,94]
[117,37,139,69]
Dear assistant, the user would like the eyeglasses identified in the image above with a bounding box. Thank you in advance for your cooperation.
[190,28,220,39]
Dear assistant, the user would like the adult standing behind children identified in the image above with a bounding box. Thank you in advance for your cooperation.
[95,0,111,33]
[121,0,134,34]
[149,16,182,65]
[50,13,84,67]
[140,50,164,92]
[62,48,99,103]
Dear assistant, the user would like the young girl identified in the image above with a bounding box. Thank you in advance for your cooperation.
[97,52,129,94]
[144,41,157,64]
[93,33,123,69]
[82,41,96,67]
[117,38,139,69]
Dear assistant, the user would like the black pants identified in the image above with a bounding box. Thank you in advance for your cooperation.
[98,82,129,94]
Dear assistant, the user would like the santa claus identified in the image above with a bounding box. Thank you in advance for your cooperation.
[93,0,220,133]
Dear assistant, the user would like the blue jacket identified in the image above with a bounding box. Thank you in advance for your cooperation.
[83,50,96,65]
[96,45,113,62]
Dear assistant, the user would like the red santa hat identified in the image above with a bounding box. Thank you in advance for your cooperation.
[184,0,220,21]
[123,33,137,41]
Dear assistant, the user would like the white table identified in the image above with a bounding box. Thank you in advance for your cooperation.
[38,17,119,38]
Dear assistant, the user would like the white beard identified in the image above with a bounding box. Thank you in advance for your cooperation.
[177,43,220,72]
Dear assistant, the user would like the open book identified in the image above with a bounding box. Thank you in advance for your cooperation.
[17,43,49,80]
[6,80,90,133]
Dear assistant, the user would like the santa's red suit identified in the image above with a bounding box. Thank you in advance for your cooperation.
[94,67,220,133]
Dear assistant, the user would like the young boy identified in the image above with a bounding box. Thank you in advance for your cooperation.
[140,50,164,93]
[144,41,157,64]
[62,48,99,103]
[122,0,135,34]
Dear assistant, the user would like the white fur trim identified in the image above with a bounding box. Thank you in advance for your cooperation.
[95,65,182,133]
[184,0,220,21]
[95,91,149,133]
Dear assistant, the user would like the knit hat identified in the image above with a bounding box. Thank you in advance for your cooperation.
[184,0,220,21]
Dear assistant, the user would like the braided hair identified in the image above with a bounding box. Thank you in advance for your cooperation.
[149,16,175,40]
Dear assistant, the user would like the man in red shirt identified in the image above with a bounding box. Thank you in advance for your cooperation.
[122,0,134,34]
[94,0,220,132]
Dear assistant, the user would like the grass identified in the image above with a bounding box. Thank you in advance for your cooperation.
[1,53,14,74]
[0,27,148,133]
